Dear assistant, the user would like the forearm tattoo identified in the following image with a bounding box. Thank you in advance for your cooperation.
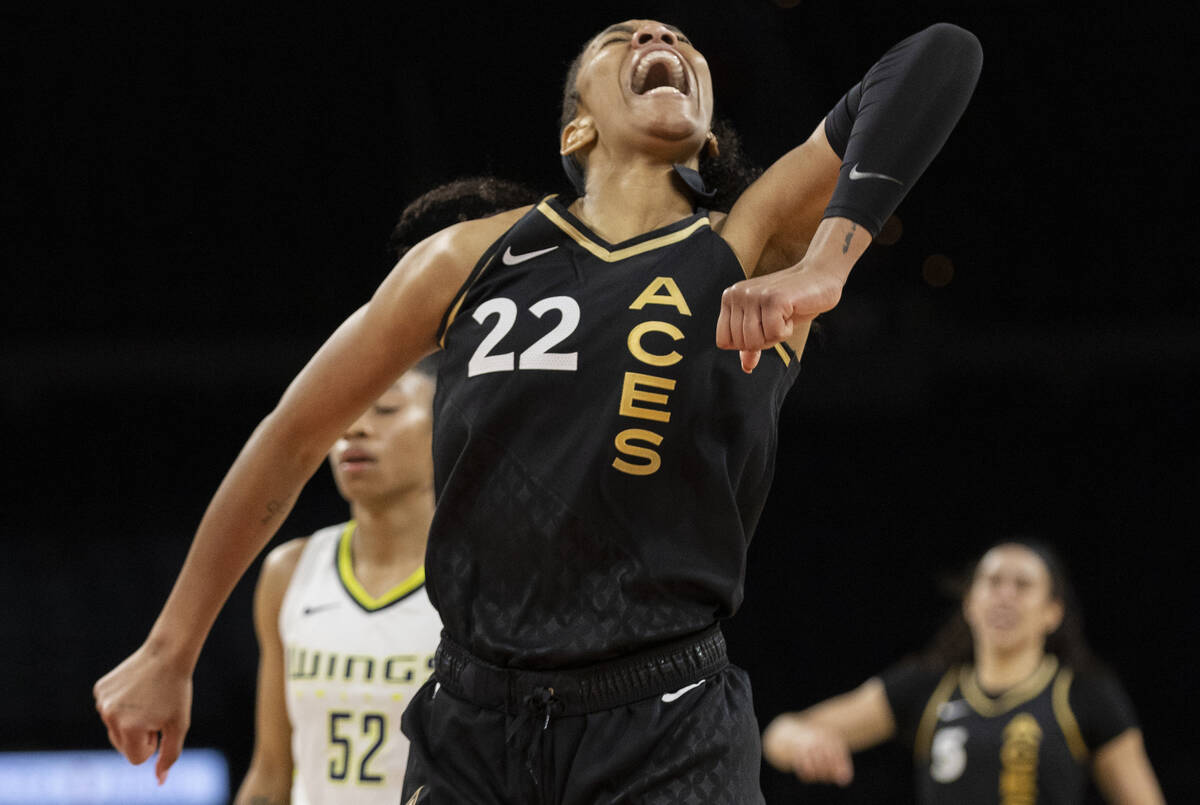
[259,498,287,525]
[842,222,857,254]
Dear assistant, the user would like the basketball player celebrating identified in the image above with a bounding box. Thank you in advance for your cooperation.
[762,541,1165,804]
[96,20,982,803]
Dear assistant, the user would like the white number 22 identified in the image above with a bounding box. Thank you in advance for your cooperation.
[467,296,579,377]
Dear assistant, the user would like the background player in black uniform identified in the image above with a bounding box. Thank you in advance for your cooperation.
[94,18,981,803]
[763,540,1164,803]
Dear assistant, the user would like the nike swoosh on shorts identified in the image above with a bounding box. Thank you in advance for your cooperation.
[661,679,707,703]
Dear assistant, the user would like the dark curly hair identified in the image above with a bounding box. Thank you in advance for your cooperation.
[388,176,543,261]
[918,538,1099,674]
[558,32,761,213]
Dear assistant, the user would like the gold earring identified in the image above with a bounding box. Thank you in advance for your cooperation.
[705,132,720,158]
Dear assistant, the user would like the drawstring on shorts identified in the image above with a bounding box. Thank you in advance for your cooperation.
[505,686,562,785]
[432,625,728,792]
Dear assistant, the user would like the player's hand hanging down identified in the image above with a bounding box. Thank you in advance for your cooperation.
[94,640,193,785]
[765,718,857,786]
[717,216,863,373]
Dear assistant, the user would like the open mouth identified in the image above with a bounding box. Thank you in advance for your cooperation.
[631,49,689,96]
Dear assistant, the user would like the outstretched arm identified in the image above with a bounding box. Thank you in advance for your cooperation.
[92,209,521,782]
[718,23,983,368]
[1091,729,1165,805]
[233,540,306,805]
[761,678,896,786]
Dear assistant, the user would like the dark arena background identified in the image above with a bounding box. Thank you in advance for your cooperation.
[4,2,1196,802]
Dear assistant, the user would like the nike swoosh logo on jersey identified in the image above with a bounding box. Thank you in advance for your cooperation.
[661,679,706,703]
[502,245,559,265]
[302,602,341,616]
[848,163,904,185]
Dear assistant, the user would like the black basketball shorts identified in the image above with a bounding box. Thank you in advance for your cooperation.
[400,626,765,804]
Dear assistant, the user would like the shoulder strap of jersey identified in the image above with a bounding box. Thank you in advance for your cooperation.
[1051,665,1089,762]
[435,200,553,345]
[913,666,960,763]
[436,239,506,347]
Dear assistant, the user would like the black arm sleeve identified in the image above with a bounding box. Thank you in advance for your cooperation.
[822,23,983,235]
[1069,669,1140,751]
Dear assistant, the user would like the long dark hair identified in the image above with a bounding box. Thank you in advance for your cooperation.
[919,538,1099,673]
[558,33,761,213]
[698,118,763,213]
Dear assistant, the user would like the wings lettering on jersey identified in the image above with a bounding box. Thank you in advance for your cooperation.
[281,524,442,803]
[287,647,435,683]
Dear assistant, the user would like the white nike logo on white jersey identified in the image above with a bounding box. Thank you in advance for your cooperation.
[502,245,559,265]
[848,163,904,185]
[661,679,706,703]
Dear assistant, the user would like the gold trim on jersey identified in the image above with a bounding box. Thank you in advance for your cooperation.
[439,252,498,348]
[540,199,793,367]
[960,655,1059,717]
[1052,667,1089,762]
[536,200,710,263]
[337,522,426,611]
[914,667,960,763]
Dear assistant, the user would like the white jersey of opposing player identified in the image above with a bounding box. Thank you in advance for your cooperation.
[279,522,441,805]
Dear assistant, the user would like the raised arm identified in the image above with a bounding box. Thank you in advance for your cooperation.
[717,23,983,368]
[233,539,306,805]
[92,209,522,783]
[761,678,896,786]
[1091,729,1166,805]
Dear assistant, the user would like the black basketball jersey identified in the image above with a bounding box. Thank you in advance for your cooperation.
[882,656,1139,804]
[429,195,801,669]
